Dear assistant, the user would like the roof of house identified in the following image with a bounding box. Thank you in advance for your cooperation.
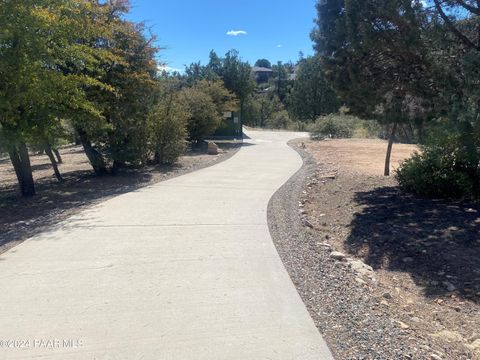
[252,66,273,73]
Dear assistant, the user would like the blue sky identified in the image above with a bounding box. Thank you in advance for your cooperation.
[126,0,318,72]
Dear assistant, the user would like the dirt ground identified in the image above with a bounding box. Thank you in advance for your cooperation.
[304,138,418,176]
[300,138,480,359]
[0,143,240,254]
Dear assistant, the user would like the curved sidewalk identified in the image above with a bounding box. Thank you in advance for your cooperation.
[0,130,333,359]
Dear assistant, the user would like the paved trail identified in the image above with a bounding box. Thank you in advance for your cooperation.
[0,130,333,359]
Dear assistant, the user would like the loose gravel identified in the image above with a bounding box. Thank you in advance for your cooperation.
[268,139,477,360]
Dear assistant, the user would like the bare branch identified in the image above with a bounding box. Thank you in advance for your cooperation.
[454,0,480,15]
[433,0,480,50]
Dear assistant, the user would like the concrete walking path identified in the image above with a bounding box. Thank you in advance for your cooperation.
[0,129,333,359]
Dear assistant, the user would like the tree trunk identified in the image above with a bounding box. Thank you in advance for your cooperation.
[154,150,161,165]
[111,160,125,175]
[8,142,36,197]
[73,131,82,145]
[76,127,107,175]
[53,147,63,164]
[45,143,63,182]
[384,122,398,176]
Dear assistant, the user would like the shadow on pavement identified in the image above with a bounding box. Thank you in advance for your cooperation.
[0,143,244,254]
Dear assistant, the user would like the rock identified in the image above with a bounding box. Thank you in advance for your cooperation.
[467,339,480,357]
[317,242,332,249]
[349,259,374,278]
[303,219,314,228]
[330,251,346,261]
[383,292,393,299]
[397,320,410,329]
[430,354,442,360]
[207,142,219,155]
[403,257,414,263]
[321,174,336,180]
[355,277,367,285]
[432,330,464,343]
[442,281,456,292]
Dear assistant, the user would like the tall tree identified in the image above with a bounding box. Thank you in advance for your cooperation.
[0,0,110,195]
[312,0,432,175]
[254,59,272,68]
[288,56,339,121]
[221,50,255,118]
[100,20,159,172]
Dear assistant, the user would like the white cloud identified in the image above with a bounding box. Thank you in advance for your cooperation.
[226,30,247,36]
[276,44,283,48]
[157,65,182,73]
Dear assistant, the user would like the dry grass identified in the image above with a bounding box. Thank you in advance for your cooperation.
[304,138,418,176]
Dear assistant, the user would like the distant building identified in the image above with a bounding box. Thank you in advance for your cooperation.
[211,111,243,140]
[288,65,299,81]
[252,66,273,84]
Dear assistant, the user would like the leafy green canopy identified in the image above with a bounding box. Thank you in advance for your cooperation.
[288,56,339,121]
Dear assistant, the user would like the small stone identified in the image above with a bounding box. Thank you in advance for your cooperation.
[380,300,389,306]
[356,277,367,285]
[430,281,439,286]
[317,242,332,248]
[383,292,393,299]
[443,281,456,292]
[403,257,414,263]
[303,219,314,228]
[430,354,442,360]
[397,320,410,329]
[330,251,346,261]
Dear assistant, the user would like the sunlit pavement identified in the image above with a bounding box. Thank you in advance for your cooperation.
[0,129,333,360]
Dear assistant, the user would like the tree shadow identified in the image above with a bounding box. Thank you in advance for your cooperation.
[0,143,243,254]
[345,186,480,303]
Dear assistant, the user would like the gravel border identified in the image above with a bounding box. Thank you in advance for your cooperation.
[267,139,435,360]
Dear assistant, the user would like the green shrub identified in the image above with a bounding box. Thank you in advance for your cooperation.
[150,96,188,165]
[309,114,355,139]
[396,130,480,199]
[266,110,292,129]
[179,87,222,142]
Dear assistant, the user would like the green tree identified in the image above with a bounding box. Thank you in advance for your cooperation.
[288,56,340,122]
[312,0,432,175]
[179,87,222,142]
[194,80,238,115]
[100,20,159,172]
[221,50,255,118]
[0,0,110,195]
[271,61,293,103]
[150,79,188,165]
[254,59,272,68]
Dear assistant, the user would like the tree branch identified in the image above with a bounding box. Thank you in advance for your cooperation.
[454,0,480,15]
[433,0,480,50]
